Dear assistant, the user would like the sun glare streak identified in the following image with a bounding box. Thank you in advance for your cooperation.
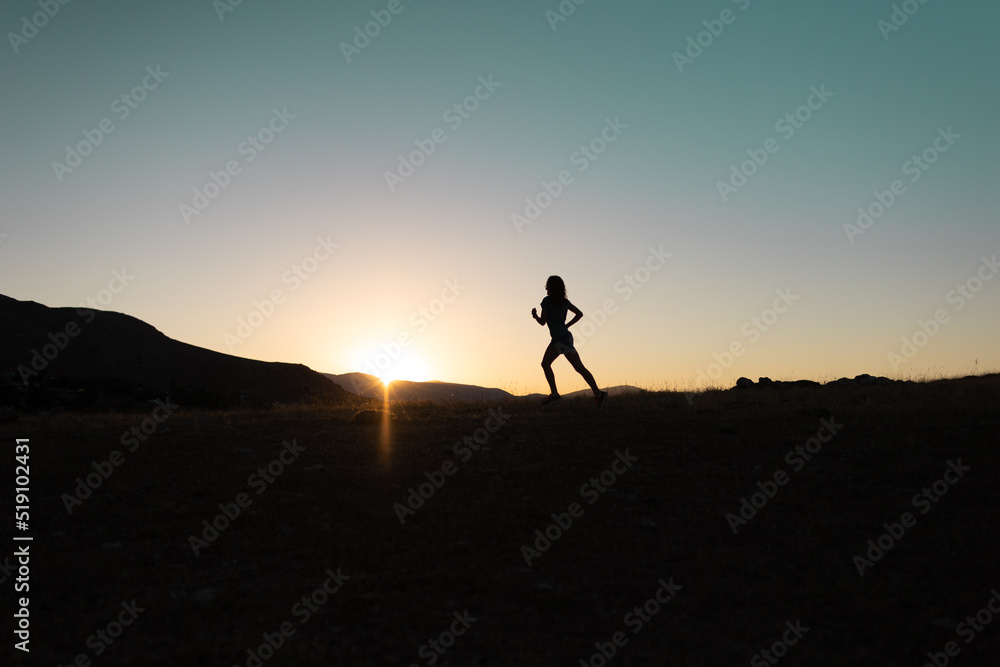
[379,378,392,466]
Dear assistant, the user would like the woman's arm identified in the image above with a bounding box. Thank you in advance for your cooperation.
[566,301,583,328]
[532,306,547,325]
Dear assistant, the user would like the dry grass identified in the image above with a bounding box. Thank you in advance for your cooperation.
[2,375,998,665]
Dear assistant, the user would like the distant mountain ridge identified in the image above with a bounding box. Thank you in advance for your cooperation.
[325,372,643,402]
[325,373,517,402]
[0,294,345,407]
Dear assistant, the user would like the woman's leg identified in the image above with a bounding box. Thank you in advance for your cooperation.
[565,351,600,395]
[541,341,561,395]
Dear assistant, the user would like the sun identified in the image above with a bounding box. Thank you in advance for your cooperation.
[354,346,433,385]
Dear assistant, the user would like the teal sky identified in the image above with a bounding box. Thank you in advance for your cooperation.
[2,0,998,392]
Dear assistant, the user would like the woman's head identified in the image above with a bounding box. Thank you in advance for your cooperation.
[545,275,566,302]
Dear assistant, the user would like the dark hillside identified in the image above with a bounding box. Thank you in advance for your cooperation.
[0,294,345,407]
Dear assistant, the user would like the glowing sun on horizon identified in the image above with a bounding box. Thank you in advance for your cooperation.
[354,349,432,385]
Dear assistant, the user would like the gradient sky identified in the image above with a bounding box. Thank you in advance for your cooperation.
[2,0,997,394]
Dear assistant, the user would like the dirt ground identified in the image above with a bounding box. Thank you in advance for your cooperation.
[2,375,998,666]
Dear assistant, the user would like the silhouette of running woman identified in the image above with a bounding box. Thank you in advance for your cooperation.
[531,275,608,407]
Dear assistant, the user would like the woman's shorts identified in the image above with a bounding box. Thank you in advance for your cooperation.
[550,333,576,355]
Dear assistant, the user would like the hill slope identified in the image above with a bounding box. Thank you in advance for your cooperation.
[0,294,345,406]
